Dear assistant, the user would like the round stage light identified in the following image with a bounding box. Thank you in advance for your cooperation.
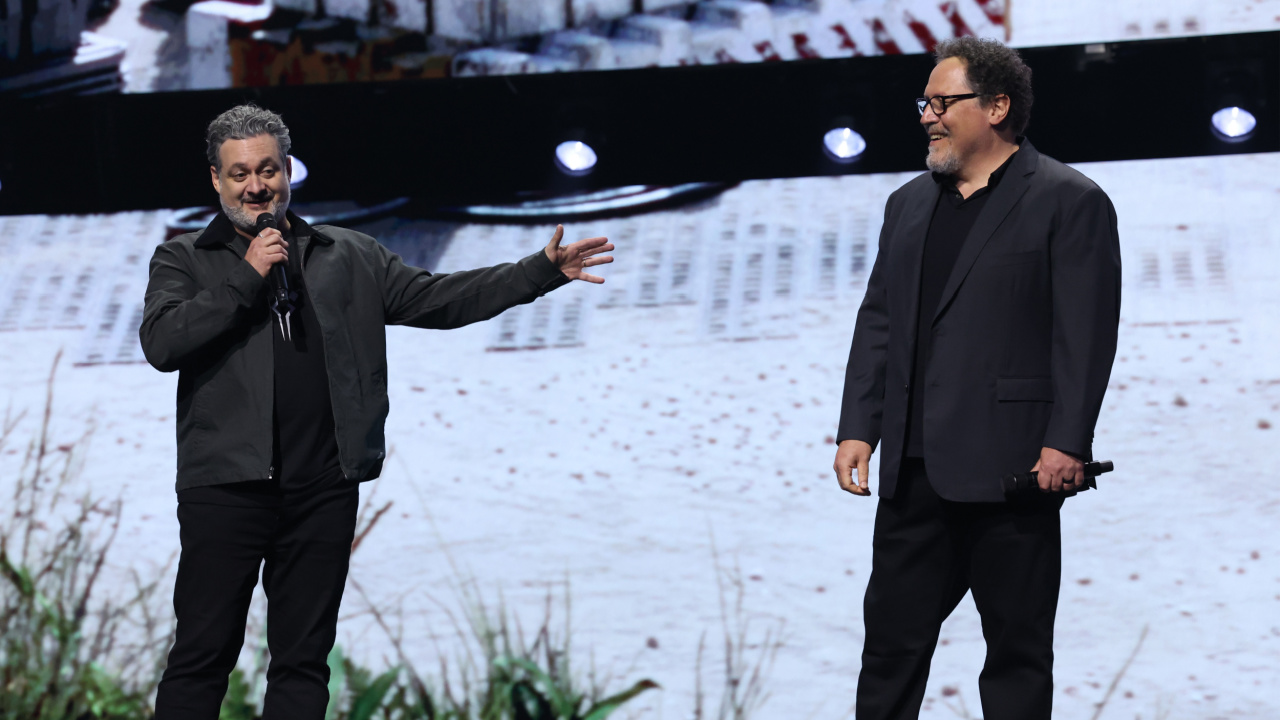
[288,155,309,188]
[823,127,866,163]
[1211,107,1256,141]
[555,141,598,175]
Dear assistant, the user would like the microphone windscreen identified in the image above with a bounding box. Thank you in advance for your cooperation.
[254,213,277,234]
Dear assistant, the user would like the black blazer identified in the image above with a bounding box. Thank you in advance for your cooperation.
[837,141,1121,502]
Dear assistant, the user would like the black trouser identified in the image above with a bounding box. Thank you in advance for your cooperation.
[856,458,1063,720]
[154,480,359,720]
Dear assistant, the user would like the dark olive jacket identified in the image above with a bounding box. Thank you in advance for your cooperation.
[140,211,569,491]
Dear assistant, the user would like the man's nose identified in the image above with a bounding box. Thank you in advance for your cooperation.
[920,105,940,125]
[243,174,267,196]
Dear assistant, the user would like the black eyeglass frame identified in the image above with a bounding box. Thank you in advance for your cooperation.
[916,93,986,116]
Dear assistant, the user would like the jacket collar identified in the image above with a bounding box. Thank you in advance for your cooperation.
[930,138,1039,325]
[194,208,330,248]
[930,140,1020,194]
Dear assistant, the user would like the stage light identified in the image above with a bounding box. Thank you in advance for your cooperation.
[555,141,598,175]
[1211,107,1257,142]
[823,127,866,163]
[289,155,309,189]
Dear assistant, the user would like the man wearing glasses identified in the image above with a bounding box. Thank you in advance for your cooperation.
[832,37,1120,720]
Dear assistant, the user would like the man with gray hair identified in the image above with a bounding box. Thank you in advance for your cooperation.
[832,38,1120,719]
[141,104,614,717]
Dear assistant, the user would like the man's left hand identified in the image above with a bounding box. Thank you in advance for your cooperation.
[1031,447,1084,493]
[545,225,614,283]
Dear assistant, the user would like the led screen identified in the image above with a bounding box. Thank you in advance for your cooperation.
[1,149,1277,717]
[4,0,1277,96]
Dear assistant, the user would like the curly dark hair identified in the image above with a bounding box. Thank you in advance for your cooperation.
[934,37,1033,135]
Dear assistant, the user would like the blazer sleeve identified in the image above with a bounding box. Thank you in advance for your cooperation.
[139,242,267,373]
[377,242,570,329]
[836,195,895,450]
[1042,184,1122,457]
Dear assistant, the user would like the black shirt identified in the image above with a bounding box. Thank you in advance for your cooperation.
[271,221,344,492]
[904,151,1018,458]
[177,214,347,507]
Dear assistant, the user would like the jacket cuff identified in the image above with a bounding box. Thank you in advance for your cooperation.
[1041,427,1090,462]
[520,249,572,294]
[835,435,879,451]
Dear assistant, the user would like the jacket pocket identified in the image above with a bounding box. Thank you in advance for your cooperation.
[996,376,1053,402]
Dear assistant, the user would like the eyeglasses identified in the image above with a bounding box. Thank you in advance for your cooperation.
[916,93,982,116]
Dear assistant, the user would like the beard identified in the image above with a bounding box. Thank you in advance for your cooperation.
[925,141,963,175]
[221,190,289,235]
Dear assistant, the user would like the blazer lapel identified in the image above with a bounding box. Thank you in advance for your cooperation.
[931,142,1039,325]
[897,179,940,336]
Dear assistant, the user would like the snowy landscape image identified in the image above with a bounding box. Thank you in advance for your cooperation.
[1,149,1279,718]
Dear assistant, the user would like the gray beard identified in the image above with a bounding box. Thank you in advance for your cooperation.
[221,195,289,235]
[926,146,963,175]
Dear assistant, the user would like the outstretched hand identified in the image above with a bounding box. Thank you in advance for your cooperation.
[544,225,614,283]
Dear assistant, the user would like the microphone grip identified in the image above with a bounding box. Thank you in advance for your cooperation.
[1002,459,1114,495]
[253,212,290,301]
[273,262,290,299]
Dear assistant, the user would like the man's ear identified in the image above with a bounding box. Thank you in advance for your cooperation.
[210,165,221,194]
[987,94,1011,127]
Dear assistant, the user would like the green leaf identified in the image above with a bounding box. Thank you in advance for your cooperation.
[219,668,259,720]
[348,667,399,720]
[498,657,574,715]
[511,680,555,720]
[582,680,660,720]
[325,645,347,720]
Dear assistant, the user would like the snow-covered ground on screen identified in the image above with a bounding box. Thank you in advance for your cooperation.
[1,152,1279,718]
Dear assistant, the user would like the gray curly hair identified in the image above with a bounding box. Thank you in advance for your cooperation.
[934,37,1034,135]
[206,104,292,171]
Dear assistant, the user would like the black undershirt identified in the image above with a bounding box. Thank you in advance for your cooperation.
[271,223,344,492]
[904,151,1017,458]
[178,222,346,507]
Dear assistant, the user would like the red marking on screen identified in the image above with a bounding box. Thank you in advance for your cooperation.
[714,48,740,64]
[940,1,977,37]
[830,23,863,55]
[791,33,822,59]
[755,40,784,61]
[973,0,1006,26]
[867,18,904,55]
[904,11,939,51]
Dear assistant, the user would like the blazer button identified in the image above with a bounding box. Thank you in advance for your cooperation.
[903,384,909,392]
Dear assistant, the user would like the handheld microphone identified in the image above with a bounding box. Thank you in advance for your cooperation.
[253,212,289,295]
[1002,460,1113,495]
[254,212,294,342]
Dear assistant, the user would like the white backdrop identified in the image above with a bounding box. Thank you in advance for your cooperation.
[2,150,1278,718]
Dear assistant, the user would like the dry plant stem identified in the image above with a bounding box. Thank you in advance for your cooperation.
[1091,624,1149,720]
[2,350,174,717]
[704,530,783,720]
[693,631,707,720]
[346,488,440,704]
[942,689,975,719]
